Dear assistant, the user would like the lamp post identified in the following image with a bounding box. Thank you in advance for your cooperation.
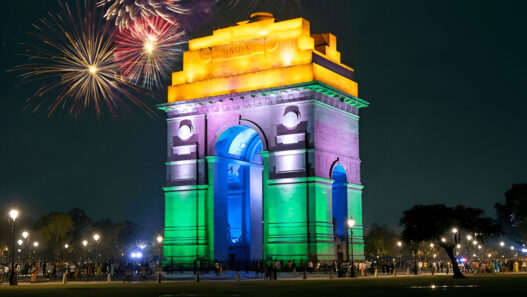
[8,209,19,285]
[93,234,100,264]
[63,244,69,262]
[21,231,29,263]
[396,241,402,269]
[156,235,163,268]
[82,240,88,263]
[347,218,356,277]
[33,241,39,262]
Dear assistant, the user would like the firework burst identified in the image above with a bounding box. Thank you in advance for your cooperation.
[13,1,153,118]
[114,16,185,90]
[98,0,191,29]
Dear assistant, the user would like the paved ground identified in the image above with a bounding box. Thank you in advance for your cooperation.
[1,274,527,297]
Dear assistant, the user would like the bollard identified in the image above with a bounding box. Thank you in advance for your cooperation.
[157,272,162,283]
[195,271,200,282]
[374,268,378,278]
[303,270,307,279]
[329,270,334,279]
[236,271,240,281]
[62,272,68,285]
[107,273,111,282]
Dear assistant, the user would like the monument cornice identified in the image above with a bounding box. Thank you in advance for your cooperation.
[158,81,369,117]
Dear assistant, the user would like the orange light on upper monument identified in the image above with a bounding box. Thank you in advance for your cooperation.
[168,13,358,102]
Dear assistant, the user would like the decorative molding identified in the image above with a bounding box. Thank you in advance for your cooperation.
[158,82,369,117]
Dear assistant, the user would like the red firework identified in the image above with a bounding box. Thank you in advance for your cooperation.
[114,16,185,90]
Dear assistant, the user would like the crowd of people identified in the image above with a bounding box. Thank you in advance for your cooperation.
[0,260,160,283]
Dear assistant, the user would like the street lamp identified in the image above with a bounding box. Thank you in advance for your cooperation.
[347,218,356,277]
[8,209,19,285]
[451,228,458,234]
[33,241,39,263]
[396,241,402,269]
[466,235,473,241]
[499,241,505,247]
[82,240,88,263]
[156,236,164,268]
[93,234,100,264]
[22,231,28,239]
[17,240,23,246]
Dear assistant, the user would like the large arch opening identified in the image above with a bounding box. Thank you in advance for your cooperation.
[213,126,263,266]
[332,164,348,262]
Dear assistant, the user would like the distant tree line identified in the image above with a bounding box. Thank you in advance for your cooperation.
[0,208,161,263]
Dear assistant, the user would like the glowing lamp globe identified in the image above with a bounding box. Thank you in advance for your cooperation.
[9,209,19,221]
[347,218,356,228]
[22,231,29,239]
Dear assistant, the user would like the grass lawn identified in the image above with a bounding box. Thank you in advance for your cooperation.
[1,274,526,297]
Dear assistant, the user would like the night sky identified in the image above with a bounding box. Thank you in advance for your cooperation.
[1,0,526,230]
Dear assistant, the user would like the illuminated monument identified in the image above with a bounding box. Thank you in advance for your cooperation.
[160,12,368,267]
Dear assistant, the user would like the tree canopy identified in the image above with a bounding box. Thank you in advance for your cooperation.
[364,223,399,259]
[495,184,527,244]
[400,204,502,278]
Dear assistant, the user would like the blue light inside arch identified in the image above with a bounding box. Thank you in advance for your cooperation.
[214,126,263,256]
[215,126,263,164]
[332,165,347,183]
[332,164,348,238]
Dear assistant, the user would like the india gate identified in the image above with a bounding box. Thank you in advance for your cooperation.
[159,12,368,267]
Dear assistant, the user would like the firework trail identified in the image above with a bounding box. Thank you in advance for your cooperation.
[97,0,191,29]
[13,0,153,118]
[219,0,308,10]
[114,16,185,90]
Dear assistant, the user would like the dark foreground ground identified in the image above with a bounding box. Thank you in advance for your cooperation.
[1,274,526,297]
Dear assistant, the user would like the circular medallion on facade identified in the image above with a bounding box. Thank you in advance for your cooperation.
[282,111,300,129]
[178,124,193,141]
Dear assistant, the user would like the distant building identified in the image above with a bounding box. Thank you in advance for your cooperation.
[160,12,368,267]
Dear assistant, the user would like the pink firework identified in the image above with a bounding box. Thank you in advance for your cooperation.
[114,16,185,90]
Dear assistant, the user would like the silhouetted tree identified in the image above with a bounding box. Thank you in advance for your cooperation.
[495,184,527,244]
[400,204,502,279]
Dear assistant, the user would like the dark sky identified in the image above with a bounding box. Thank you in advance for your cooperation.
[1,0,526,230]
